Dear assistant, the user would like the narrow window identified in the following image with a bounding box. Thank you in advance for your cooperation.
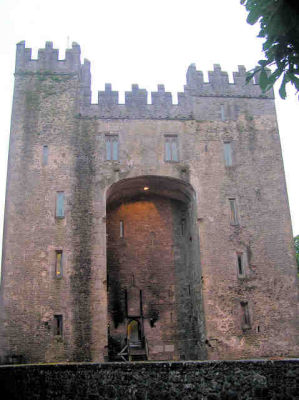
[54,315,63,336]
[181,218,186,235]
[229,198,238,225]
[42,145,48,166]
[240,302,251,329]
[165,135,179,162]
[220,104,225,121]
[224,142,232,166]
[120,220,124,238]
[237,253,244,277]
[56,192,64,218]
[55,250,63,278]
[105,135,119,161]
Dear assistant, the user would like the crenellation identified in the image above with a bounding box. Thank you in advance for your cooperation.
[98,83,119,106]
[151,84,172,106]
[125,84,147,106]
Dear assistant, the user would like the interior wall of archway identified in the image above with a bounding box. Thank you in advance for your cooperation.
[106,175,206,361]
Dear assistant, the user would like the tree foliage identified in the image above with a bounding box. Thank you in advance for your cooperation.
[241,0,299,98]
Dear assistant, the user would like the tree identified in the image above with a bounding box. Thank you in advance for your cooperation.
[295,235,299,275]
[241,0,299,98]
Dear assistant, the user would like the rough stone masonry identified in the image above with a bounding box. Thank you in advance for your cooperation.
[0,41,297,363]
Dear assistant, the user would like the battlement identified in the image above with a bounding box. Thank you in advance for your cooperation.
[15,41,82,74]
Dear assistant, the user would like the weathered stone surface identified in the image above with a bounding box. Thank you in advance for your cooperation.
[0,359,298,400]
[0,41,297,364]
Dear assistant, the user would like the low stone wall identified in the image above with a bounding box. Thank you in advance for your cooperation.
[0,359,298,399]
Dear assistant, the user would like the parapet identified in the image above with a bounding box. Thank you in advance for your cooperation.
[15,41,82,74]
[14,42,274,119]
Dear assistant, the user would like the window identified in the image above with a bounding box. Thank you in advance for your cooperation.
[229,198,238,225]
[54,315,63,336]
[220,104,226,121]
[237,253,245,277]
[55,250,63,278]
[120,220,124,238]
[224,142,232,166]
[240,302,251,330]
[42,145,48,165]
[181,218,186,235]
[106,135,119,161]
[56,192,64,218]
[165,135,179,162]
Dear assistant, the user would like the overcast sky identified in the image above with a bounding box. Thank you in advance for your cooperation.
[0,0,298,263]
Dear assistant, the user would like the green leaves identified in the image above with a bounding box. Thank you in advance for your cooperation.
[241,0,299,99]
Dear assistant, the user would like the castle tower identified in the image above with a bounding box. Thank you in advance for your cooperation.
[0,42,297,363]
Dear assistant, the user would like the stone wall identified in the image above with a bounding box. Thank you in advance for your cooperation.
[0,359,298,399]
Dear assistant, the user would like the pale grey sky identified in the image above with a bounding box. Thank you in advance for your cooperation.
[0,0,298,264]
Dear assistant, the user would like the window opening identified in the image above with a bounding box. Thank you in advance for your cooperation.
[165,135,179,162]
[181,218,186,235]
[224,142,232,166]
[54,315,63,336]
[237,253,244,276]
[229,198,238,225]
[55,250,63,278]
[56,192,64,218]
[241,302,251,329]
[42,145,48,165]
[120,220,124,238]
[106,135,119,161]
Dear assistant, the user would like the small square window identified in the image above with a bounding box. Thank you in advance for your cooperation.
[56,192,64,218]
[55,250,63,278]
[165,135,179,162]
[106,135,119,161]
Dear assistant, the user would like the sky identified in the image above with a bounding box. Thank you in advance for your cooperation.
[0,0,298,264]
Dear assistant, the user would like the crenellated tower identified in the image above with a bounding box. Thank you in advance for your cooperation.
[0,41,297,364]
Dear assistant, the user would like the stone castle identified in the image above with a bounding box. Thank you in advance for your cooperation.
[0,41,297,363]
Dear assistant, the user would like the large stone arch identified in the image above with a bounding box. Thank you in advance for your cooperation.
[105,175,206,361]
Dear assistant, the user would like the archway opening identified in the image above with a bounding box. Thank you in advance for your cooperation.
[106,176,205,361]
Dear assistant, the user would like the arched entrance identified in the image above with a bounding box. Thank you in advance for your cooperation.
[106,176,205,361]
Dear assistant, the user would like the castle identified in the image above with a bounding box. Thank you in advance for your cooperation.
[0,41,297,363]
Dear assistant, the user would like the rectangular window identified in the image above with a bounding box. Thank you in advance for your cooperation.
[120,220,124,238]
[240,302,251,330]
[224,142,232,166]
[229,198,238,225]
[54,315,63,336]
[237,253,245,277]
[56,192,64,218]
[220,104,226,121]
[165,135,179,162]
[55,250,63,278]
[181,218,186,236]
[42,145,48,166]
[106,135,119,161]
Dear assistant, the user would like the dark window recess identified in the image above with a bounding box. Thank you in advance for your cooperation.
[56,192,64,218]
[224,142,232,166]
[237,254,243,275]
[42,145,48,165]
[241,302,251,329]
[165,135,179,162]
[181,218,186,235]
[120,220,124,238]
[54,315,63,336]
[229,198,238,225]
[55,250,63,278]
[106,135,119,161]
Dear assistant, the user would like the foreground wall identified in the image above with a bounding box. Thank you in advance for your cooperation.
[0,359,298,400]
